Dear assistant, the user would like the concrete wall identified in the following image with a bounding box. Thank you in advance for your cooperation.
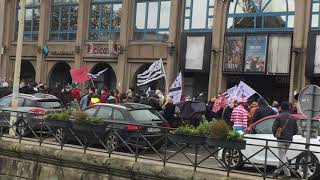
[0,140,244,180]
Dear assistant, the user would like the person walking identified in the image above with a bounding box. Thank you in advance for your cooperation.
[252,97,276,124]
[272,101,298,178]
[230,98,248,133]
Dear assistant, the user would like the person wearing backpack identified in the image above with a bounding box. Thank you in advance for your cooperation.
[272,101,298,178]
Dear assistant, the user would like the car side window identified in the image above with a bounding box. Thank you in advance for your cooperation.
[18,98,24,106]
[24,99,37,107]
[84,106,99,116]
[254,118,275,134]
[113,109,125,120]
[0,97,12,107]
[96,106,112,119]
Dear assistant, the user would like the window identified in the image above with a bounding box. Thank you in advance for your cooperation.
[0,97,12,107]
[134,0,171,41]
[84,106,99,116]
[184,0,214,31]
[267,35,291,74]
[16,0,40,41]
[254,118,275,134]
[89,0,122,41]
[312,0,320,29]
[227,0,295,32]
[113,109,125,120]
[96,106,112,119]
[129,109,161,122]
[50,0,79,40]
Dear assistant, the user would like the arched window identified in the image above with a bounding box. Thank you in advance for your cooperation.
[227,0,295,32]
[89,0,122,41]
[312,0,320,29]
[16,0,40,41]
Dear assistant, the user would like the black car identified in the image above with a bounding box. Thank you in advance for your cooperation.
[63,103,170,151]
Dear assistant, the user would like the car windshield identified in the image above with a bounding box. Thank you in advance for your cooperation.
[129,109,161,122]
[36,100,63,109]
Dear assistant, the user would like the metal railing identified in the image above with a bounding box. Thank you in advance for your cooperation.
[0,109,319,180]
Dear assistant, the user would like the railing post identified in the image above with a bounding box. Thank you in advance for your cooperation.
[39,121,43,146]
[263,140,268,180]
[194,144,199,171]
[163,128,168,167]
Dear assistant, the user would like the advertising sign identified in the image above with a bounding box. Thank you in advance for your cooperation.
[244,36,267,73]
[223,36,245,72]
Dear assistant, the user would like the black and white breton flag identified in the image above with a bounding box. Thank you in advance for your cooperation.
[88,68,108,80]
[137,59,166,86]
[168,72,182,104]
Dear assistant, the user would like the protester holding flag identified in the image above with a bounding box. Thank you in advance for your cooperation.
[230,98,249,132]
[70,83,81,102]
[100,87,110,103]
[162,96,176,127]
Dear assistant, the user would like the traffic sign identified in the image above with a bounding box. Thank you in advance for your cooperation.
[298,85,320,119]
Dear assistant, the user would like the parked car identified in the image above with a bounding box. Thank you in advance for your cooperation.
[0,93,65,136]
[60,103,170,151]
[219,114,320,179]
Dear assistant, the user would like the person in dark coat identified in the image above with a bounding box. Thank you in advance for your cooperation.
[221,104,234,127]
[251,97,276,124]
[162,97,176,127]
[148,94,162,111]
[272,101,298,178]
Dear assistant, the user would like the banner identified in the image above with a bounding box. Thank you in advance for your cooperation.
[212,94,227,113]
[185,36,205,70]
[234,81,257,100]
[223,36,244,72]
[169,72,182,104]
[70,66,90,83]
[223,85,237,102]
[245,36,267,73]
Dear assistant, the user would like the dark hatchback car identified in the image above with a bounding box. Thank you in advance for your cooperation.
[0,93,64,136]
[64,103,170,151]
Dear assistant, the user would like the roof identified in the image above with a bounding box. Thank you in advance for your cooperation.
[5,93,59,101]
[94,103,152,110]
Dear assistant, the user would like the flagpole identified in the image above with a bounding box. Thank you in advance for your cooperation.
[90,78,95,88]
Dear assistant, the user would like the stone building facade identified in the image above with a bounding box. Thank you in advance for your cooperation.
[0,0,317,102]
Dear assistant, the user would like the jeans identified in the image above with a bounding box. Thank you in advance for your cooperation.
[274,142,291,176]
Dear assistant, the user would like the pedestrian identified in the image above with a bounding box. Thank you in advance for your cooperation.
[271,100,280,114]
[0,82,11,98]
[230,98,248,133]
[272,101,298,178]
[113,89,120,103]
[206,97,218,121]
[100,87,110,103]
[149,94,162,111]
[155,89,165,106]
[70,83,81,102]
[162,96,175,127]
[248,101,258,125]
[251,97,276,124]
[221,103,234,127]
[79,87,93,110]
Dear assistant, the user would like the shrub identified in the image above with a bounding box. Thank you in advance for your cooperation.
[175,122,211,136]
[46,112,70,122]
[72,111,103,125]
[208,120,230,139]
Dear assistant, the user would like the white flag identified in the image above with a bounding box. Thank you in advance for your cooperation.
[88,68,108,79]
[168,72,182,104]
[234,81,257,100]
[146,87,151,97]
[223,85,237,103]
[137,59,166,86]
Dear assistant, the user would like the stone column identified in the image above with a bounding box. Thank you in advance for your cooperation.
[36,0,50,83]
[165,0,181,94]
[116,0,131,93]
[0,0,6,80]
[289,0,312,102]
[208,0,229,99]
[74,0,89,69]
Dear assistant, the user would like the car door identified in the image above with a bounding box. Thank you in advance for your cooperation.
[244,117,279,165]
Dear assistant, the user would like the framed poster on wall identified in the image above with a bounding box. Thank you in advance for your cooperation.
[314,35,320,74]
[244,35,268,73]
[223,36,245,72]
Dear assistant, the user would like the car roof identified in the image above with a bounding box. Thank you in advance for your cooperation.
[93,103,152,110]
[4,93,59,101]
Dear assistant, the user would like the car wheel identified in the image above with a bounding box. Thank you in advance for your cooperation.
[222,148,244,169]
[16,120,30,137]
[55,128,68,144]
[295,152,320,179]
[105,132,120,151]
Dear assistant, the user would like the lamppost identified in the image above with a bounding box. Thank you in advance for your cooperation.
[9,0,26,135]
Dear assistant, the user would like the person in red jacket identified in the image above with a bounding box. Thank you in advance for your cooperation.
[100,87,110,103]
[70,83,81,102]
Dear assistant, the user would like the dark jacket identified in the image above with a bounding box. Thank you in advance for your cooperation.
[163,103,175,125]
[252,97,276,123]
[272,111,298,141]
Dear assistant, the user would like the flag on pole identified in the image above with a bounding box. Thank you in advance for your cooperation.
[70,66,90,83]
[234,81,257,100]
[137,59,166,86]
[212,93,227,113]
[168,72,182,104]
[146,87,151,97]
[88,68,108,80]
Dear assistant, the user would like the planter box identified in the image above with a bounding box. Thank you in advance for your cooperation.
[171,134,207,145]
[72,122,105,133]
[44,120,72,129]
[206,138,246,150]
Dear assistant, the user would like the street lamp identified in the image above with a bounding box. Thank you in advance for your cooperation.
[9,0,26,135]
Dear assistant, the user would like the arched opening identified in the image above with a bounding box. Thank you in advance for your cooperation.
[20,61,35,84]
[49,62,72,88]
[132,64,166,94]
[90,63,116,91]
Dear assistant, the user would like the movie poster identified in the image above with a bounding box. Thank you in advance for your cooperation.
[223,36,245,72]
[244,36,268,73]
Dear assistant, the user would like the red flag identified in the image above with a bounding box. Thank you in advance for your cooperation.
[212,94,227,113]
[70,66,90,83]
